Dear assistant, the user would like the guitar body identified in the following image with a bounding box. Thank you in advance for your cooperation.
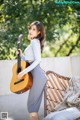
[10,60,33,94]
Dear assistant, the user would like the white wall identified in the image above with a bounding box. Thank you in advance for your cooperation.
[0,55,80,95]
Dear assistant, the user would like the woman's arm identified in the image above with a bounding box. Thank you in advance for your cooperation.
[18,39,41,78]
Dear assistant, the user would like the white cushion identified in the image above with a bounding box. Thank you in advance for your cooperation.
[43,107,80,120]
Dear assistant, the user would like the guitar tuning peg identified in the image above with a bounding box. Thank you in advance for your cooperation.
[17,34,23,43]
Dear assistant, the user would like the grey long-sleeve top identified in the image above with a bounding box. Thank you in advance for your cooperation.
[21,38,41,74]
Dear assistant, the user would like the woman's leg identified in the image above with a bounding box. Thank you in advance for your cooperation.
[29,112,39,120]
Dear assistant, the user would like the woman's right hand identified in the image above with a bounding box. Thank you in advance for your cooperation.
[16,49,22,56]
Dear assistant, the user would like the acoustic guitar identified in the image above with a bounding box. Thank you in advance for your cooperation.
[10,34,33,94]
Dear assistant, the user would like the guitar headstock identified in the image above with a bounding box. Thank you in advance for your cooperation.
[17,34,23,44]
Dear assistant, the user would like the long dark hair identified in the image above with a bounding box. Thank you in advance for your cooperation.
[28,21,46,52]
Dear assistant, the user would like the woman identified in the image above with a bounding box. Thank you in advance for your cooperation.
[18,21,47,120]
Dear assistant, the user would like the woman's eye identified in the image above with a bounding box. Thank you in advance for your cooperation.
[33,28,35,31]
[28,28,31,30]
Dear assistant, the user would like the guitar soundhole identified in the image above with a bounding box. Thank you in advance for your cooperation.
[14,79,24,85]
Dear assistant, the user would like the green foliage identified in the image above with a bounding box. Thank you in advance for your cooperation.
[0,0,80,59]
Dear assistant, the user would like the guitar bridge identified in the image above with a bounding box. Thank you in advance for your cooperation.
[14,79,24,85]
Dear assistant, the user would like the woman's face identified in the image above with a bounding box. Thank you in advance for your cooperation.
[28,25,39,40]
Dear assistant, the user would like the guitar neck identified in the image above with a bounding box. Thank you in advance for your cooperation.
[17,43,21,73]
